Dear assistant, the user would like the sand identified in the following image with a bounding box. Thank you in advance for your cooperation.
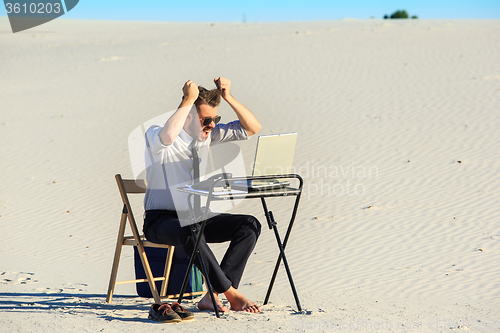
[1,17,499,332]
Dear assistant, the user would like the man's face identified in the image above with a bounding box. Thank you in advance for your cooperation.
[188,102,218,141]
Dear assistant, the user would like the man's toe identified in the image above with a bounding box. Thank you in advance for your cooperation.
[244,304,260,313]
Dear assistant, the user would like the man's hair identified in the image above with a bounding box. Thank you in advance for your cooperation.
[195,86,221,108]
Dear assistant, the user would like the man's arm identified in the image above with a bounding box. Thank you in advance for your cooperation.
[159,80,199,145]
[215,77,261,136]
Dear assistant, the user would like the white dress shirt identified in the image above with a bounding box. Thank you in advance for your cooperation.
[144,120,248,212]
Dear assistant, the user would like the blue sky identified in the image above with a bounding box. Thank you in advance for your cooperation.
[3,0,500,21]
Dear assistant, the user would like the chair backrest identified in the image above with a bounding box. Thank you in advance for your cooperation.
[115,174,147,222]
[121,178,147,194]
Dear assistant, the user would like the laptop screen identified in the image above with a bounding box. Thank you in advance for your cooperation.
[252,133,297,177]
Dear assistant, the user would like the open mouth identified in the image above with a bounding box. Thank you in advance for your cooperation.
[202,127,212,138]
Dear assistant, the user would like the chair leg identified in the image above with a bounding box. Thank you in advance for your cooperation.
[106,209,127,303]
[135,243,162,304]
[127,209,162,304]
[160,246,175,297]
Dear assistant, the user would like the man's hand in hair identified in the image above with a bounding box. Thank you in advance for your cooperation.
[214,77,231,100]
[182,79,199,103]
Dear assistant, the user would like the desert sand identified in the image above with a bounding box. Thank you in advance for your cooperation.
[1,17,499,332]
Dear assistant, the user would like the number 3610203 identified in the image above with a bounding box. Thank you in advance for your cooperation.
[5,2,62,14]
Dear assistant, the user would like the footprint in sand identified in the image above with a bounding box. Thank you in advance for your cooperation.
[61,282,88,291]
[1,271,37,284]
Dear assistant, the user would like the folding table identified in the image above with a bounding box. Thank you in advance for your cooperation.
[176,174,303,318]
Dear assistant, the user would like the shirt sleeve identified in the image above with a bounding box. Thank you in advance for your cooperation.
[210,120,249,145]
[145,125,168,154]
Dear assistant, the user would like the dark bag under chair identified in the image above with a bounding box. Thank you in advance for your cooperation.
[134,246,204,299]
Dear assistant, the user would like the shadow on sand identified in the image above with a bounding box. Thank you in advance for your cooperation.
[0,292,157,323]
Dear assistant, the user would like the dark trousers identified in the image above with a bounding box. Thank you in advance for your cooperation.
[143,210,261,294]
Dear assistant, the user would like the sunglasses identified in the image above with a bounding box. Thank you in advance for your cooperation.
[200,115,221,127]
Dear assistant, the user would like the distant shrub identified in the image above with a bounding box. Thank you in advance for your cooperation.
[383,10,418,19]
[391,10,409,19]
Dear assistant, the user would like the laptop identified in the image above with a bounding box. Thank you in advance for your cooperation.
[232,132,297,191]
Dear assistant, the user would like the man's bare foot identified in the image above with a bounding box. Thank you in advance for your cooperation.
[197,293,230,312]
[224,287,261,313]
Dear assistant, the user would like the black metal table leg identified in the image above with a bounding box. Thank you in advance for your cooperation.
[261,196,302,311]
[178,194,220,318]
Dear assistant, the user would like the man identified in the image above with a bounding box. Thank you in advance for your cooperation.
[143,77,262,313]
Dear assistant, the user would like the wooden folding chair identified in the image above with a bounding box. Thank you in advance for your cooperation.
[106,174,205,304]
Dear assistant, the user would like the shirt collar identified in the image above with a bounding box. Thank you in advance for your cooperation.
[180,128,211,149]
